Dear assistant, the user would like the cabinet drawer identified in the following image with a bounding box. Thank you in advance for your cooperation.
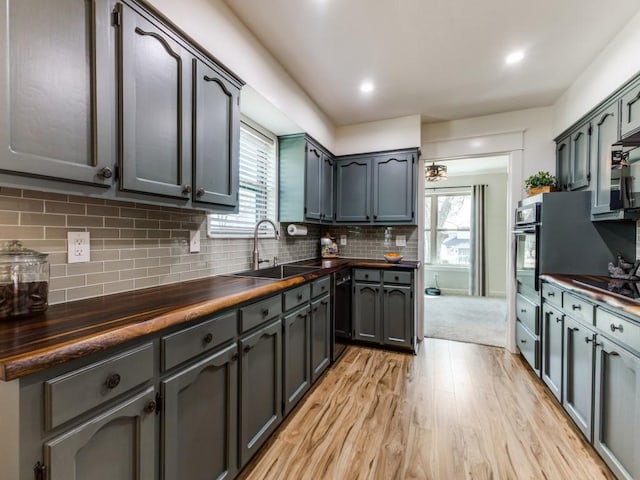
[161,310,237,371]
[516,293,539,335]
[541,282,562,309]
[284,284,311,311]
[516,321,539,371]
[383,271,412,285]
[353,269,380,282]
[595,308,640,355]
[44,343,154,430]
[562,292,594,325]
[240,295,282,333]
[311,276,331,298]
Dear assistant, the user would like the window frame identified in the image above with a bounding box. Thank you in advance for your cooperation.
[424,189,472,266]
[207,117,278,239]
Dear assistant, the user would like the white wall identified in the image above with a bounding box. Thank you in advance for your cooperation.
[147,0,335,149]
[334,115,421,155]
[424,172,508,297]
[554,10,640,136]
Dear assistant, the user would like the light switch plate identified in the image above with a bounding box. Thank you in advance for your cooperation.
[395,235,406,247]
[190,230,201,253]
[340,235,347,246]
[67,231,90,263]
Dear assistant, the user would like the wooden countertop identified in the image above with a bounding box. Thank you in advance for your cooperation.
[0,258,420,381]
[540,274,640,319]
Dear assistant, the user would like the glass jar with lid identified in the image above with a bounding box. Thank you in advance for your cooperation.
[0,240,49,319]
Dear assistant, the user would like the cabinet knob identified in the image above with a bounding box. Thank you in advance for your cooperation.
[520,339,526,344]
[366,215,370,220]
[585,336,594,344]
[98,166,113,179]
[610,323,624,332]
[143,399,157,415]
[203,333,213,344]
[182,184,192,194]
[196,187,205,197]
[556,317,563,323]
[373,215,378,220]
[231,353,239,362]
[105,373,121,390]
[571,304,581,311]
[261,308,269,317]
[296,293,303,301]
[395,276,399,281]
[364,274,369,279]
[520,308,527,313]
[243,344,253,353]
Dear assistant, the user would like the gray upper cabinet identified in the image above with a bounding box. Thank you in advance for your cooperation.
[279,134,333,223]
[594,336,640,480]
[336,149,418,225]
[116,1,192,199]
[0,0,115,186]
[569,123,591,190]
[591,102,620,216]
[45,386,156,480]
[556,136,571,191]
[161,344,238,480]
[620,78,640,140]
[192,58,240,210]
[336,157,371,223]
[372,153,415,223]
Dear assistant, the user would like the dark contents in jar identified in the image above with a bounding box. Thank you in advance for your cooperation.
[0,281,48,318]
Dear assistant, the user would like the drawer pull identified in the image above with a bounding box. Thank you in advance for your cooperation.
[556,317,563,323]
[261,308,269,317]
[520,308,527,313]
[365,274,369,279]
[520,339,527,344]
[547,291,555,297]
[143,399,157,415]
[105,373,121,390]
[571,304,581,311]
[585,336,594,344]
[321,285,326,291]
[203,333,213,344]
[296,293,303,301]
[395,276,399,281]
[610,323,624,332]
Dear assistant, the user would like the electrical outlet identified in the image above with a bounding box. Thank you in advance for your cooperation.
[190,230,201,253]
[395,235,406,247]
[340,235,347,246]
[67,232,90,263]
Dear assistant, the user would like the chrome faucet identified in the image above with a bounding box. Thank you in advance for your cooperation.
[252,218,279,270]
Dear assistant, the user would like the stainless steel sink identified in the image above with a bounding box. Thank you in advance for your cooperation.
[231,264,321,280]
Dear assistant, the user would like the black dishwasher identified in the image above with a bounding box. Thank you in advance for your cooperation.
[332,268,351,362]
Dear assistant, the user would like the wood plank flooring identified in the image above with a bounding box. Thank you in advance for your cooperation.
[239,339,615,480]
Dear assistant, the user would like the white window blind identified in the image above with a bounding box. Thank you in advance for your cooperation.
[207,121,277,238]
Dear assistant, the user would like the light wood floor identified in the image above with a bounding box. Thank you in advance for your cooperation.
[239,339,615,480]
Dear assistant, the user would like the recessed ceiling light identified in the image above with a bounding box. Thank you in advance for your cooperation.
[360,81,374,93]
[505,50,524,64]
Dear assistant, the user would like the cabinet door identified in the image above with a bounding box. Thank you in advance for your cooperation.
[620,81,640,139]
[353,282,381,343]
[556,137,571,191]
[239,318,282,467]
[594,337,640,480]
[336,159,371,222]
[311,295,331,383]
[372,153,414,223]
[563,315,595,440]
[382,284,413,349]
[569,123,590,190]
[321,154,334,222]
[45,387,156,480]
[591,103,619,215]
[161,344,238,480]
[192,58,240,209]
[0,0,114,186]
[542,304,564,402]
[304,143,322,220]
[117,2,191,199]
[283,306,311,415]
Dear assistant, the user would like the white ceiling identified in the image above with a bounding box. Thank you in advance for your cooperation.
[223,0,640,126]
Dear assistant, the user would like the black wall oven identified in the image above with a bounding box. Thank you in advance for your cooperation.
[513,203,540,292]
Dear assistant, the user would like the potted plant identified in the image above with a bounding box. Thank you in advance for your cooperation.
[524,171,558,196]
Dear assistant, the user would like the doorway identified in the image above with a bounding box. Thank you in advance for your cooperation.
[423,155,509,347]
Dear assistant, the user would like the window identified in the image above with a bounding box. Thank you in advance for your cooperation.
[424,191,471,265]
[208,120,277,238]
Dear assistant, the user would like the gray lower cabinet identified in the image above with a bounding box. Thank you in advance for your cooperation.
[45,386,157,480]
[239,318,282,468]
[0,0,115,187]
[161,343,238,480]
[593,336,640,480]
[310,294,331,383]
[283,305,311,415]
[563,314,595,441]
[116,1,192,200]
[542,304,564,402]
[382,285,412,349]
[353,282,382,343]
